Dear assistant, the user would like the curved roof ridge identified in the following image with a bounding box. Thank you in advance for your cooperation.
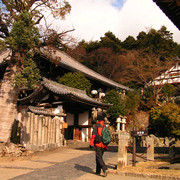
[42,77,87,95]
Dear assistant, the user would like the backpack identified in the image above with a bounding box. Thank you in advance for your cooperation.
[94,124,111,145]
[102,126,111,145]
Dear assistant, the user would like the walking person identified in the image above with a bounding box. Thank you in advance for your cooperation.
[89,113,109,177]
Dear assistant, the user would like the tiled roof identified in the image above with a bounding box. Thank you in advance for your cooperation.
[40,47,132,91]
[18,78,111,108]
[17,85,44,104]
[28,106,66,116]
[42,78,111,108]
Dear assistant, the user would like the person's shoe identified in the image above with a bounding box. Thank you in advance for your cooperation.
[95,172,100,176]
[103,170,108,177]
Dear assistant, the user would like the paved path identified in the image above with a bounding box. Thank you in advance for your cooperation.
[0,146,159,180]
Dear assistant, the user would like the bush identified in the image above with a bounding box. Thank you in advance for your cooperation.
[161,83,176,102]
[125,90,140,114]
[58,71,92,94]
[104,89,126,125]
[149,103,180,137]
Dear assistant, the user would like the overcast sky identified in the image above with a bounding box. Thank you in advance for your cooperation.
[49,0,180,44]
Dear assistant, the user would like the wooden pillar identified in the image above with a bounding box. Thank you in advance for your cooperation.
[74,113,79,140]
[88,116,91,141]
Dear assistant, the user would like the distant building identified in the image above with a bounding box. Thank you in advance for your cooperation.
[149,58,180,86]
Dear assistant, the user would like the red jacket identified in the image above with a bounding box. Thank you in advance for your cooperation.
[90,120,108,149]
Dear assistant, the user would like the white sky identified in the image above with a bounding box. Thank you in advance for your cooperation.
[48,0,180,44]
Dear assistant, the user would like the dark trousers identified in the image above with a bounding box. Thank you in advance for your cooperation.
[95,147,107,174]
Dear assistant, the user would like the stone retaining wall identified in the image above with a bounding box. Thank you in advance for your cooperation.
[11,110,65,151]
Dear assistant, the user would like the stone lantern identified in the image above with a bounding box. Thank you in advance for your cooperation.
[121,116,127,131]
[116,116,122,131]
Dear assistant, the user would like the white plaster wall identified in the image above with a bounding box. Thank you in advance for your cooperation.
[66,113,74,125]
[79,111,89,125]
[82,128,88,142]
[150,63,180,86]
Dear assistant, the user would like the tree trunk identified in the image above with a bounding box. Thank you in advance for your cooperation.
[0,64,19,142]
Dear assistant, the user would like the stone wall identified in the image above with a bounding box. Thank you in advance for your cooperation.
[139,135,180,147]
[112,132,180,148]
[18,110,64,151]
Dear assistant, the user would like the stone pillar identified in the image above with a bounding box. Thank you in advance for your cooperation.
[34,115,38,146]
[117,131,129,170]
[44,117,48,144]
[37,115,42,148]
[47,117,51,145]
[169,138,175,159]
[30,113,34,144]
[60,117,64,146]
[41,117,45,145]
[52,118,56,144]
[146,136,154,161]
[121,117,126,131]
[25,112,32,150]
[20,111,25,145]
[55,118,60,146]
[49,119,52,144]
[116,117,121,131]
[26,112,31,144]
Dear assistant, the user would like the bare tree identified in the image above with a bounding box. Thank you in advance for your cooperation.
[122,50,174,103]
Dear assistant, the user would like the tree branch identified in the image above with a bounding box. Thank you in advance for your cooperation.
[0,16,9,37]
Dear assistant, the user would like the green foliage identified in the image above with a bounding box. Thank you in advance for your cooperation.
[149,103,180,137]
[162,83,176,100]
[122,36,137,50]
[14,54,41,89]
[104,89,126,125]
[136,26,180,59]
[141,87,157,110]
[0,39,6,52]
[5,12,40,52]
[84,31,122,53]
[58,71,92,93]
[85,41,101,53]
[100,31,122,53]
[125,90,140,114]
[5,12,41,89]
